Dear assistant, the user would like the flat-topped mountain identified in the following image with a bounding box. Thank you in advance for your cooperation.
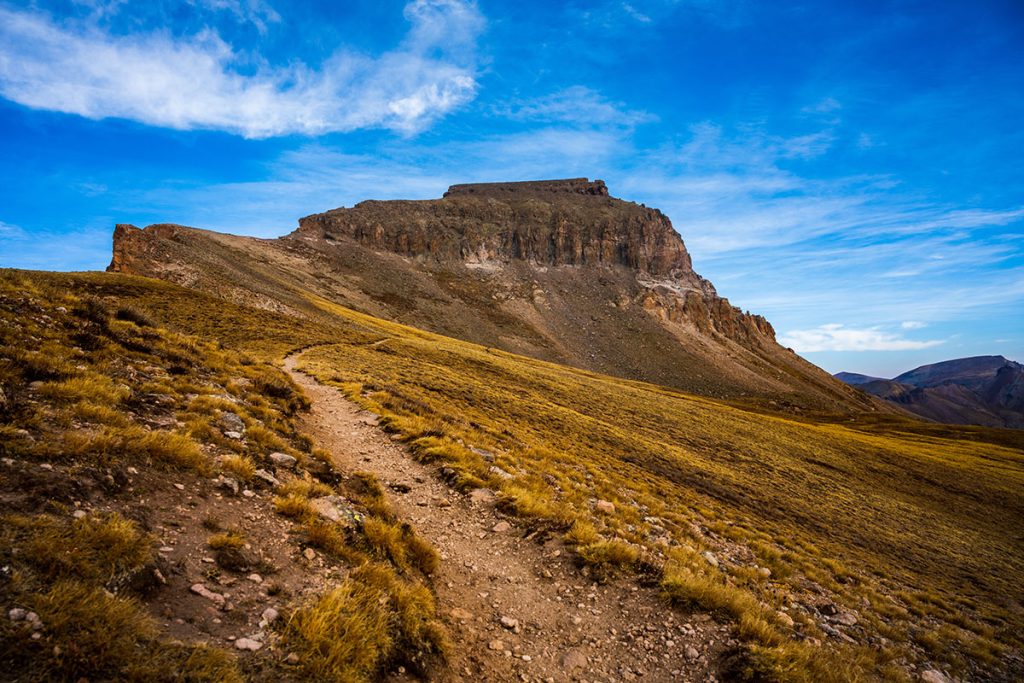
[108,179,879,414]
[836,355,1024,428]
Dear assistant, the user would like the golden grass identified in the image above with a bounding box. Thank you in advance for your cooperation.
[273,493,315,520]
[291,293,1024,679]
[284,562,448,683]
[3,513,154,586]
[5,268,1021,679]
[207,532,245,550]
[220,453,256,481]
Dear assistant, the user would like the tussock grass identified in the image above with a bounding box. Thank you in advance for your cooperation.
[284,562,448,683]
[7,267,1020,678]
[219,453,256,481]
[0,581,243,682]
[274,493,315,520]
[362,517,439,576]
[3,513,154,586]
[61,427,210,473]
[576,539,641,572]
[207,532,245,550]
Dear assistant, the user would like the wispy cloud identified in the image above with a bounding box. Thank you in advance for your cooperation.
[498,86,656,129]
[189,0,281,33]
[0,220,26,238]
[779,324,944,352]
[0,1,483,138]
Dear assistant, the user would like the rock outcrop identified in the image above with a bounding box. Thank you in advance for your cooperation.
[293,179,774,349]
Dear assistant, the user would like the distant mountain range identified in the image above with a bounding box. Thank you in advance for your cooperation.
[836,356,1024,428]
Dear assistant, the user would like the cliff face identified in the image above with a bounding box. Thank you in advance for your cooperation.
[293,179,773,347]
[296,179,693,278]
[107,178,878,414]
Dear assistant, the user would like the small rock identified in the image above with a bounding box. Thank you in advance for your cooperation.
[500,616,520,631]
[242,489,255,498]
[450,608,473,621]
[310,495,363,526]
[216,476,239,495]
[8,608,26,622]
[488,639,505,651]
[173,483,185,491]
[834,611,858,626]
[219,412,246,434]
[701,551,719,568]
[127,466,139,475]
[469,446,496,462]
[269,452,298,468]
[261,608,279,623]
[776,611,795,628]
[521,654,532,662]
[247,574,263,584]
[685,646,700,661]
[72,510,87,519]
[284,653,300,665]
[492,521,511,533]
[757,567,772,579]
[595,499,615,514]
[235,638,262,651]
[920,670,951,683]
[303,547,316,560]
[224,431,243,440]
[818,602,838,616]
[190,583,226,608]
[560,648,588,670]
[488,465,513,480]
[254,469,280,487]
[469,488,496,505]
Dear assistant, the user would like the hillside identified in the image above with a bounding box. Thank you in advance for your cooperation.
[837,356,1024,428]
[4,265,1017,681]
[0,270,448,682]
[107,179,881,416]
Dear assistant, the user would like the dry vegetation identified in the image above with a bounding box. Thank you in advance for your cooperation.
[3,268,1022,682]
[292,296,1024,682]
[0,270,445,682]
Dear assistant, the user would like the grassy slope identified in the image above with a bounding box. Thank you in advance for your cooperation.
[11,270,1023,681]
[296,297,1024,681]
[0,270,446,682]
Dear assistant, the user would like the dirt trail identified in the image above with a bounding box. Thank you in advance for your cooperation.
[284,350,729,683]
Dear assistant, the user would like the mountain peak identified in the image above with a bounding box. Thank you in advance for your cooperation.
[296,177,689,279]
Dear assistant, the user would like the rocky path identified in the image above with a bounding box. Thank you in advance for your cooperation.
[284,350,730,683]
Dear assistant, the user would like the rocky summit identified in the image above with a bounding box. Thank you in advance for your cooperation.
[109,178,878,414]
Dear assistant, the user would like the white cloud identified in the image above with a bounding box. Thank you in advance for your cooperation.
[0,221,26,238]
[901,321,926,329]
[778,324,944,352]
[499,86,655,129]
[621,4,652,23]
[0,1,483,138]
[191,0,280,31]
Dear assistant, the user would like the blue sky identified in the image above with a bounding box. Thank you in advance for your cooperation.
[0,0,1022,376]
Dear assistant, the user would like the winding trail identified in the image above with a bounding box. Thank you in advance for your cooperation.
[284,350,727,683]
